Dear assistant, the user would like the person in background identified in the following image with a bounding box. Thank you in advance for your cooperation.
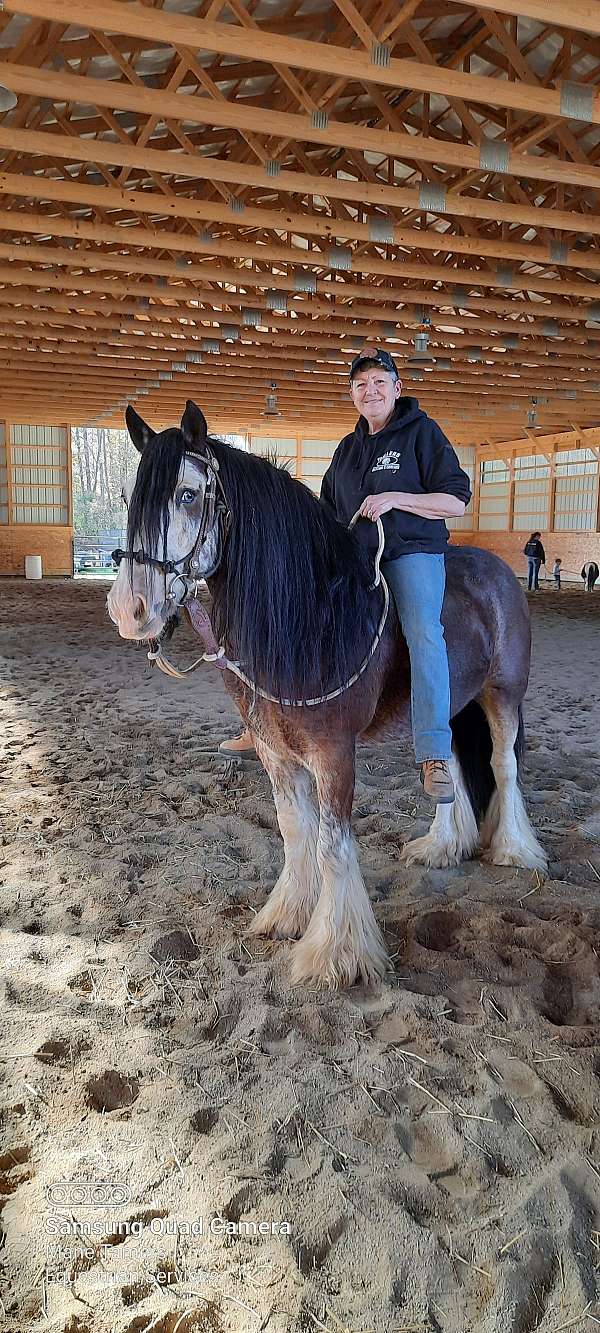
[552,557,562,590]
[523,531,546,591]
[581,560,599,592]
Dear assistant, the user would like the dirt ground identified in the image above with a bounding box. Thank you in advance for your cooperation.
[1,577,600,1333]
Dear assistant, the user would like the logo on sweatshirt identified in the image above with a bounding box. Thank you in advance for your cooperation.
[372,450,403,473]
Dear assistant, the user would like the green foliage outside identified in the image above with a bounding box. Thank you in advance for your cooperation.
[72,426,138,537]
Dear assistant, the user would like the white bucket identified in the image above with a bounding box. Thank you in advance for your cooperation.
[25,554,43,580]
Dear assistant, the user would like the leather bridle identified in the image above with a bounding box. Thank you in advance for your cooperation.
[112,443,230,606]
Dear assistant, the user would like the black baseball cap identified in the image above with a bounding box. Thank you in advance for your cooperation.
[349,346,399,380]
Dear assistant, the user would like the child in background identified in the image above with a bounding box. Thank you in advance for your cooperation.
[552,557,562,590]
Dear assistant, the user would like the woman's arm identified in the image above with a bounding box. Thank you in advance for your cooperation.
[360,491,466,521]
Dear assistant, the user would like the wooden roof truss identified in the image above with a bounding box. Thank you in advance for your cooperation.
[0,0,599,441]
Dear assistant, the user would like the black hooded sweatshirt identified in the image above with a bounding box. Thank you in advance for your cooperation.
[320,397,472,560]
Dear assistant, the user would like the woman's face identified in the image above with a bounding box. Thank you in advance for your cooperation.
[350,367,402,428]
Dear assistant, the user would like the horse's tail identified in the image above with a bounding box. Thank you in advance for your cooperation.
[450,699,525,824]
[514,703,525,778]
[450,700,495,823]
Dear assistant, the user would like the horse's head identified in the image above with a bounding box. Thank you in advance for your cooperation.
[107,399,228,641]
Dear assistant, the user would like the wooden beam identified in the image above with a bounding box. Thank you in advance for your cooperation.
[2,129,600,246]
[5,188,600,280]
[5,229,600,303]
[4,245,600,328]
[3,59,598,192]
[456,0,600,40]
[5,0,599,126]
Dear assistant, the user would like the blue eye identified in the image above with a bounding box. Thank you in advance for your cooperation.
[180,488,197,505]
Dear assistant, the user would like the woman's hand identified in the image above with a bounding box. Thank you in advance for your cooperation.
[359,492,398,521]
[359,491,466,522]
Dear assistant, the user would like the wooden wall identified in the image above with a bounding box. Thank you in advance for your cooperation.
[0,525,73,576]
[450,529,600,580]
[0,422,73,577]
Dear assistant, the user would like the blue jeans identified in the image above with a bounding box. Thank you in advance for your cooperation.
[527,557,541,590]
[381,553,452,764]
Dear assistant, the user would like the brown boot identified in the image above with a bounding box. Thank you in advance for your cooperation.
[218,729,256,757]
[420,759,455,804]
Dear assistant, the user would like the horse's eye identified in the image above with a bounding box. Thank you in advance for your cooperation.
[179,488,198,505]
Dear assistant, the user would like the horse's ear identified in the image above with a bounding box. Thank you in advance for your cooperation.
[125,404,155,453]
[181,399,208,446]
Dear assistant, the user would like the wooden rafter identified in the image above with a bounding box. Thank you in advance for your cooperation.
[0,0,597,437]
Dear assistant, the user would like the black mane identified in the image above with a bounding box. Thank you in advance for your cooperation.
[129,431,383,700]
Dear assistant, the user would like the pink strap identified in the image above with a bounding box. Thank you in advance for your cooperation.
[186,601,227,670]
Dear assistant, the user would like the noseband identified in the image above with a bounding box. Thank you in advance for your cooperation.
[112,442,230,603]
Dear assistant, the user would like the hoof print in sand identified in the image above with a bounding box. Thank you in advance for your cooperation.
[0,1144,32,1204]
[121,1280,154,1307]
[220,1182,264,1224]
[84,1069,140,1113]
[149,929,200,965]
[62,1318,92,1333]
[540,969,575,1026]
[35,1038,71,1066]
[414,909,465,952]
[190,1106,219,1134]
[123,1308,222,1333]
[293,1215,347,1275]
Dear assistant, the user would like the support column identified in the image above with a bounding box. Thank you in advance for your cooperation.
[507,459,515,531]
[471,450,481,530]
[547,458,557,532]
[6,421,14,523]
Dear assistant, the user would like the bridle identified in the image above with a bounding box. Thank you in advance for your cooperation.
[111,442,230,607]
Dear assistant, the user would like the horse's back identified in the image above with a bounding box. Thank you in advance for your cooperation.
[442,544,530,702]
[445,543,523,593]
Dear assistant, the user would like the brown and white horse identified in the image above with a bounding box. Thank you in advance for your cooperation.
[108,400,547,989]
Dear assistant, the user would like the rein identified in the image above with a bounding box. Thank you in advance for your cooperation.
[148,512,390,707]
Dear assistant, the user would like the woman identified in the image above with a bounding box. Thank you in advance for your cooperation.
[523,531,546,591]
[221,345,471,797]
[319,345,471,804]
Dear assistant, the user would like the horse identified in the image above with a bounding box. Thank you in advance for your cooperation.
[582,561,599,592]
[107,400,547,990]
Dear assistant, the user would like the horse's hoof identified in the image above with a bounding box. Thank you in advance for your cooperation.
[290,934,388,990]
[482,843,548,873]
[245,901,307,941]
[399,836,462,868]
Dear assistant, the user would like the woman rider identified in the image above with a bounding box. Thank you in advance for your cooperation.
[319,346,471,804]
[220,346,471,802]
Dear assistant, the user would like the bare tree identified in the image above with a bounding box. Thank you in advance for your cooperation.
[72,426,138,536]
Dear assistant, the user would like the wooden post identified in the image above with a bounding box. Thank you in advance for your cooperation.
[471,449,481,531]
[66,423,74,576]
[547,457,557,533]
[0,419,6,522]
[65,424,73,527]
[507,459,515,531]
[5,420,14,523]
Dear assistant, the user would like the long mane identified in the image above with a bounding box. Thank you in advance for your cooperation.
[129,431,383,701]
